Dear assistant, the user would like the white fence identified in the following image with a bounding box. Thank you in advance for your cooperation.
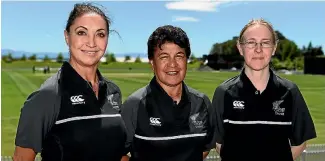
[2,144,325,161]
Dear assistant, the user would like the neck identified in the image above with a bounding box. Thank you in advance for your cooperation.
[244,65,270,92]
[69,60,98,85]
[156,79,182,104]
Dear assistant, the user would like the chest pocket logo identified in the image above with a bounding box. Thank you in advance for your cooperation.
[149,117,161,126]
[70,95,85,105]
[233,101,245,109]
[190,113,203,128]
[272,100,285,116]
[107,94,119,110]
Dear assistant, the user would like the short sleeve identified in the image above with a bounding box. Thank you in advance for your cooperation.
[203,95,218,151]
[211,86,226,145]
[289,85,317,146]
[15,88,60,153]
[121,97,139,155]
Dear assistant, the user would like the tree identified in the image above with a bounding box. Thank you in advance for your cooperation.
[29,54,37,61]
[209,37,240,56]
[21,54,27,61]
[124,55,131,62]
[2,53,13,63]
[105,52,116,63]
[57,52,64,63]
[135,55,142,63]
[43,55,50,62]
[303,42,323,57]
[275,39,301,61]
[275,30,286,41]
[189,54,197,64]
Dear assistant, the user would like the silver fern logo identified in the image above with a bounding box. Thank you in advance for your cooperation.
[272,100,285,116]
[107,94,119,110]
[190,113,203,128]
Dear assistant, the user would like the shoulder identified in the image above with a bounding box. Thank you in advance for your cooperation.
[218,74,241,91]
[273,73,299,91]
[186,85,211,105]
[211,75,241,98]
[121,85,150,114]
[187,85,206,99]
[32,70,61,98]
[125,84,150,103]
[22,70,62,112]
[39,70,61,91]
[102,77,122,94]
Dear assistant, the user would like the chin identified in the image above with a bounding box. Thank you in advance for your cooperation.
[78,58,100,67]
[163,80,183,87]
[247,63,269,71]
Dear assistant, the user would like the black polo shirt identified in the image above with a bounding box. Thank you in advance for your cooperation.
[121,77,217,161]
[212,68,317,161]
[15,62,126,161]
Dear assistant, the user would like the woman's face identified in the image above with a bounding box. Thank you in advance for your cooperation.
[64,13,108,67]
[150,42,187,87]
[237,24,277,71]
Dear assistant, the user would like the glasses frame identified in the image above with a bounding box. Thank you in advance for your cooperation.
[239,40,277,49]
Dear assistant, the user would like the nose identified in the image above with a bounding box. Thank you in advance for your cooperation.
[86,35,97,48]
[255,43,262,53]
[167,57,177,68]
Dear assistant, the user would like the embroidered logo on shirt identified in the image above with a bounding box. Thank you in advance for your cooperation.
[149,117,161,126]
[233,101,245,109]
[273,100,285,116]
[107,94,119,110]
[190,113,203,128]
[70,95,85,105]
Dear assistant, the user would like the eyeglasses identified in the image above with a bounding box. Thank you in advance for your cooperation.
[240,40,275,49]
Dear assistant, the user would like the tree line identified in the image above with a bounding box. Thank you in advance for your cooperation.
[1,52,144,64]
[207,31,324,70]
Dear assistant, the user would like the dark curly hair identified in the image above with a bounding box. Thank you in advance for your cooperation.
[147,25,191,60]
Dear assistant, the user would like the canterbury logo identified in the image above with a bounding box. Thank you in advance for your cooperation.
[70,95,85,105]
[149,117,161,126]
[233,101,244,109]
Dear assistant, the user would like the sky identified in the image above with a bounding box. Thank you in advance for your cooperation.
[2,0,325,57]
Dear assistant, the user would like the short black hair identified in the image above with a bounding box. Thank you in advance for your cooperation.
[65,2,110,33]
[147,25,191,60]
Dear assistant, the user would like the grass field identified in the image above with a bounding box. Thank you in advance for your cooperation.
[1,62,325,156]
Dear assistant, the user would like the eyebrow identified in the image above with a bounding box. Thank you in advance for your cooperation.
[75,26,107,32]
[158,52,169,56]
[245,38,272,41]
[75,26,87,31]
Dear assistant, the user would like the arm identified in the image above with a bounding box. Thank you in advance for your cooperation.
[215,143,222,154]
[13,147,36,161]
[120,97,139,160]
[211,86,226,155]
[120,155,130,161]
[291,142,306,160]
[289,84,316,159]
[203,151,209,159]
[202,95,217,159]
[13,88,59,160]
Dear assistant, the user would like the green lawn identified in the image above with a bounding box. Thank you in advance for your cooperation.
[2,63,325,156]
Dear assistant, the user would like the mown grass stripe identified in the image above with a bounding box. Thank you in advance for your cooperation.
[8,72,38,97]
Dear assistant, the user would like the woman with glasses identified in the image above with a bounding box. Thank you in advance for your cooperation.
[211,18,316,161]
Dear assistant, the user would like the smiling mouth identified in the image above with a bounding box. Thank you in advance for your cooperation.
[81,50,98,54]
[166,71,179,75]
